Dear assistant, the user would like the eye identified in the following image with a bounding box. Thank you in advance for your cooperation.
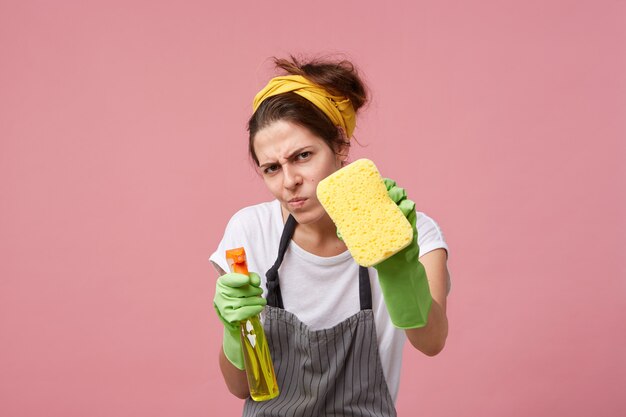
[296,151,312,161]
[263,164,279,175]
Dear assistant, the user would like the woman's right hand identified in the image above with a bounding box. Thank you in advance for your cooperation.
[213,272,266,370]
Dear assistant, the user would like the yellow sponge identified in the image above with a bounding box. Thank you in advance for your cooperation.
[316,158,413,267]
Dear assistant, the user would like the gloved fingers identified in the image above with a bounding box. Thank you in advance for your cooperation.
[214,292,267,325]
[219,272,252,288]
[383,178,408,204]
[214,271,268,329]
[248,272,261,287]
[388,185,407,204]
[217,280,264,298]
[220,292,267,308]
[213,304,239,332]
[220,271,263,288]
[383,178,396,190]
[336,228,344,241]
[222,304,266,323]
[397,198,416,218]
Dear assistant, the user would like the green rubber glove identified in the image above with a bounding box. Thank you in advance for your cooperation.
[374,179,433,329]
[213,272,266,370]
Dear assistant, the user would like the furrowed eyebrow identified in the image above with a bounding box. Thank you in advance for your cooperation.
[259,147,313,169]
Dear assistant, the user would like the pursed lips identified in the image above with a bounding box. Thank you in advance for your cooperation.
[287,197,308,208]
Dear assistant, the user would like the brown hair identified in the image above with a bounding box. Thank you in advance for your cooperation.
[247,55,369,166]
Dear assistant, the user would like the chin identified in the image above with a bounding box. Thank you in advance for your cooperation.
[285,205,326,225]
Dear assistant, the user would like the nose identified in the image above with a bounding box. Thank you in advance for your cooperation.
[282,165,303,190]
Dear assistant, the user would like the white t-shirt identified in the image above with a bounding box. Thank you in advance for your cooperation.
[209,199,449,402]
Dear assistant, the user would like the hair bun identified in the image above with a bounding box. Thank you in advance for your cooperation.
[273,55,368,113]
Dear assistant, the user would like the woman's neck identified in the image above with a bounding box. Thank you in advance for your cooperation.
[281,207,348,257]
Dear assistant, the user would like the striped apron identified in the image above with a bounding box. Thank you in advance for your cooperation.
[242,215,396,417]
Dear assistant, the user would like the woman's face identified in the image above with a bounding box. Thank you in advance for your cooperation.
[253,120,347,225]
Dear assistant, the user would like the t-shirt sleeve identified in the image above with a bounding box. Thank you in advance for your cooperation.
[208,212,247,276]
[416,212,452,293]
[416,212,449,257]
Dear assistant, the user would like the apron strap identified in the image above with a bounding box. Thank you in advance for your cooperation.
[266,214,297,308]
[359,265,372,310]
[266,213,372,311]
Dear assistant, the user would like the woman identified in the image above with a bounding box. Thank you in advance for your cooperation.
[210,56,450,416]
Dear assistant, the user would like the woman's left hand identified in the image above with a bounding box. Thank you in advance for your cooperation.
[373,178,433,329]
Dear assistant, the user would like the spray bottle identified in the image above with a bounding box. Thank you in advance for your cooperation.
[225,247,279,401]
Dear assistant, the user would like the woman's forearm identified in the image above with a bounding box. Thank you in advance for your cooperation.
[219,348,250,399]
[404,248,449,356]
[405,299,448,356]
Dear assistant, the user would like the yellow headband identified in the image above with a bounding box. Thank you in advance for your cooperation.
[252,75,356,138]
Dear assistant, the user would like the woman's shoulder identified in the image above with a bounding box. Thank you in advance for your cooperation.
[415,211,442,230]
[415,211,449,256]
[223,199,282,235]
[210,200,282,273]
[229,199,280,221]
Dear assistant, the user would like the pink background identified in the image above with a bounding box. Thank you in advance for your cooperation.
[1,1,625,416]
